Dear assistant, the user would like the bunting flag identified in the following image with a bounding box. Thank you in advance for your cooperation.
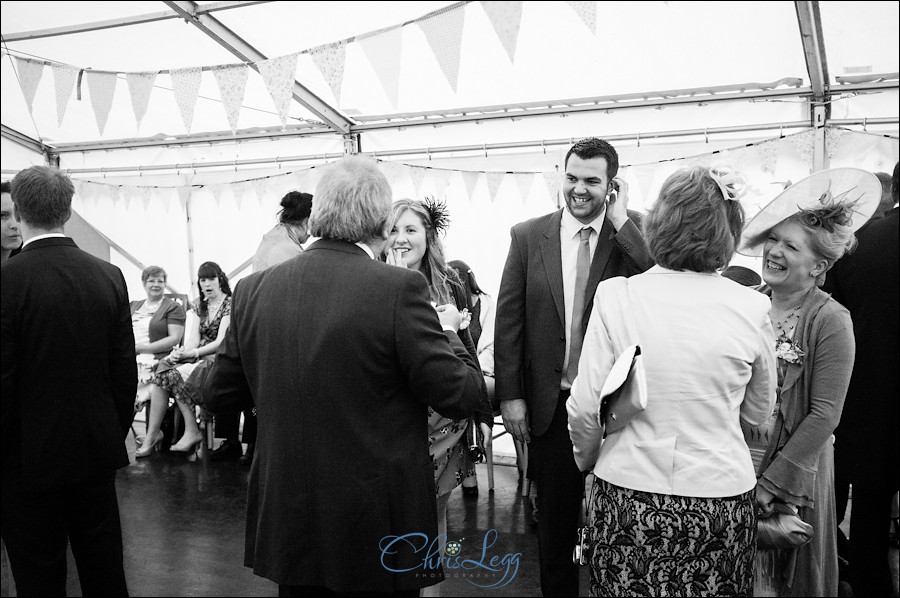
[461,170,480,201]
[481,1,524,63]
[14,57,44,114]
[177,186,192,212]
[418,5,466,92]
[514,172,535,204]
[170,67,202,133]
[430,168,454,199]
[310,41,348,104]
[756,138,779,174]
[484,171,506,203]
[257,53,299,128]
[825,127,846,160]
[252,177,270,206]
[789,129,815,165]
[212,65,249,135]
[294,168,310,191]
[358,28,403,109]
[566,1,596,34]
[631,163,656,206]
[111,185,125,207]
[542,171,561,205]
[126,72,157,130]
[409,165,427,195]
[51,64,80,126]
[84,71,118,135]
[138,186,153,212]
[159,187,172,214]
[378,160,404,183]
[209,184,225,207]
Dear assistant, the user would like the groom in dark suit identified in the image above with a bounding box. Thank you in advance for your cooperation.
[1,166,136,595]
[495,138,652,595]
[203,155,485,596]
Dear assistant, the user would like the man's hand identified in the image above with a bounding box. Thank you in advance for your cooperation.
[436,303,462,331]
[501,398,531,444]
[606,176,629,231]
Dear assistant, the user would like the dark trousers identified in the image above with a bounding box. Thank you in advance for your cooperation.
[1,471,127,597]
[278,585,418,597]
[214,406,257,443]
[529,390,585,597]
[835,476,896,597]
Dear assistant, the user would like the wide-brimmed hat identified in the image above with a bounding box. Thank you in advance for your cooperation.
[738,168,881,256]
[721,265,762,287]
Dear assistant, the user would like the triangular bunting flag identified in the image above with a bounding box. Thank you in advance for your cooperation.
[84,71,118,135]
[419,4,466,92]
[789,130,815,166]
[825,127,846,160]
[632,164,656,205]
[120,185,135,208]
[159,188,172,214]
[138,187,153,212]
[461,171,480,201]
[177,186,193,212]
[566,1,596,34]
[212,65,249,135]
[379,160,404,183]
[309,41,348,104]
[481,1,524,63]
[409,166,427,195]
[485,171,505,203]
[542,171,561,206]
[170,67,202,134]
[358,28,403,109]
[756,139,779,174]
[51,63,80,126]
[126,72,157,130]
[252,178,270,206]
[294,168,310,191]
[257,53,298,128]
[514,172,535,204]
[229,182,246,208]
[14,57,44,114]
[430,168,453,199]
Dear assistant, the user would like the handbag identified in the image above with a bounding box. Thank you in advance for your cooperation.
[757,502,814,549]
[597,343,647,434]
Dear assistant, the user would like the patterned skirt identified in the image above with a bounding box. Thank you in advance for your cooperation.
[588,477,757,597]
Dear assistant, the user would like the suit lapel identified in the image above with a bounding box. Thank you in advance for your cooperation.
[582,218,616,325]
[540,211,565,327]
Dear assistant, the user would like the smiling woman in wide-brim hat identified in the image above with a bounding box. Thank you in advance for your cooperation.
[737,167,881,597]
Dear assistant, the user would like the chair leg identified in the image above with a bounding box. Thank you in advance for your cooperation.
[485,441,495,492]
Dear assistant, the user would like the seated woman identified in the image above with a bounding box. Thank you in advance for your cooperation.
[132,266,186,458]
[567,166,777,596]
[386,199,492,596]
[146,261,233,455]
[448,260,497,497]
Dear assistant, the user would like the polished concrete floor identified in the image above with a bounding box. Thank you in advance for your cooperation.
[1,431,897,596]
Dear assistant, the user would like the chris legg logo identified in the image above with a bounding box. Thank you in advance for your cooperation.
[379,529,520,588]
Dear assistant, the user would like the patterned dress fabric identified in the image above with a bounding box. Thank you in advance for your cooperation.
[588,477,757,597]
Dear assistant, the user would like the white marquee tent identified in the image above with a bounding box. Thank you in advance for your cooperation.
[2,0,898,300]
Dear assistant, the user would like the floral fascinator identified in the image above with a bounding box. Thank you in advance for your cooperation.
[738,167,881,256]
[422,195,451,236]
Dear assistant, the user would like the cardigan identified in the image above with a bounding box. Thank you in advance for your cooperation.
[129,297,187,359]
[758,286,855,506]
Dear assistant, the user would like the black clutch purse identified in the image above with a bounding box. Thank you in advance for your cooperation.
[466,417,485,463]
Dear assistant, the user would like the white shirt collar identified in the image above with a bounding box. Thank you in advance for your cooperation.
[354,241,375,259]
[22,233,66,248]
[561,205,605,239]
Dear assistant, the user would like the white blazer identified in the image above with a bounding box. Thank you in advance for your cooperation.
[567,266,777,498]
[475,293,495,376]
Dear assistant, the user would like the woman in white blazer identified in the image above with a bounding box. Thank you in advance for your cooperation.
[567,166,777,596]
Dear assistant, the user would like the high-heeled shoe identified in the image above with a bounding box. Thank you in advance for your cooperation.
[169,434,203,454]
[135,431,163,458]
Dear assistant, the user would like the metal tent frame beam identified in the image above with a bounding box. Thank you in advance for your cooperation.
[0,124,50,157]
[163,0,353,135]
[795,1,831,102]
[1,1,274,42]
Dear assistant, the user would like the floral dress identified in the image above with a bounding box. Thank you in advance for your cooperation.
[151,296,232,408]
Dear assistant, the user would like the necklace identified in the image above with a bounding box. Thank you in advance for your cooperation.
[207,295,225,315]
[144,298,163,312]
[773,305,802,335]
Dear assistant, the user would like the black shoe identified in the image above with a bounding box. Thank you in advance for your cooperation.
[462,485,478,499]
[209,439,242,461]
[239,443,255,466]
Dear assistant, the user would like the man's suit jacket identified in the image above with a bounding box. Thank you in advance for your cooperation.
[1,237,136,491]
[495,209,652,437]
[824,206,899,480]
[203,239,484,593]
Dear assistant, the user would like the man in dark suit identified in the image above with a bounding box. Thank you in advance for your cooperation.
[824,161,899,598]
[495,138,652,596]
[1,166,136,596]
[203,155,485,597]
